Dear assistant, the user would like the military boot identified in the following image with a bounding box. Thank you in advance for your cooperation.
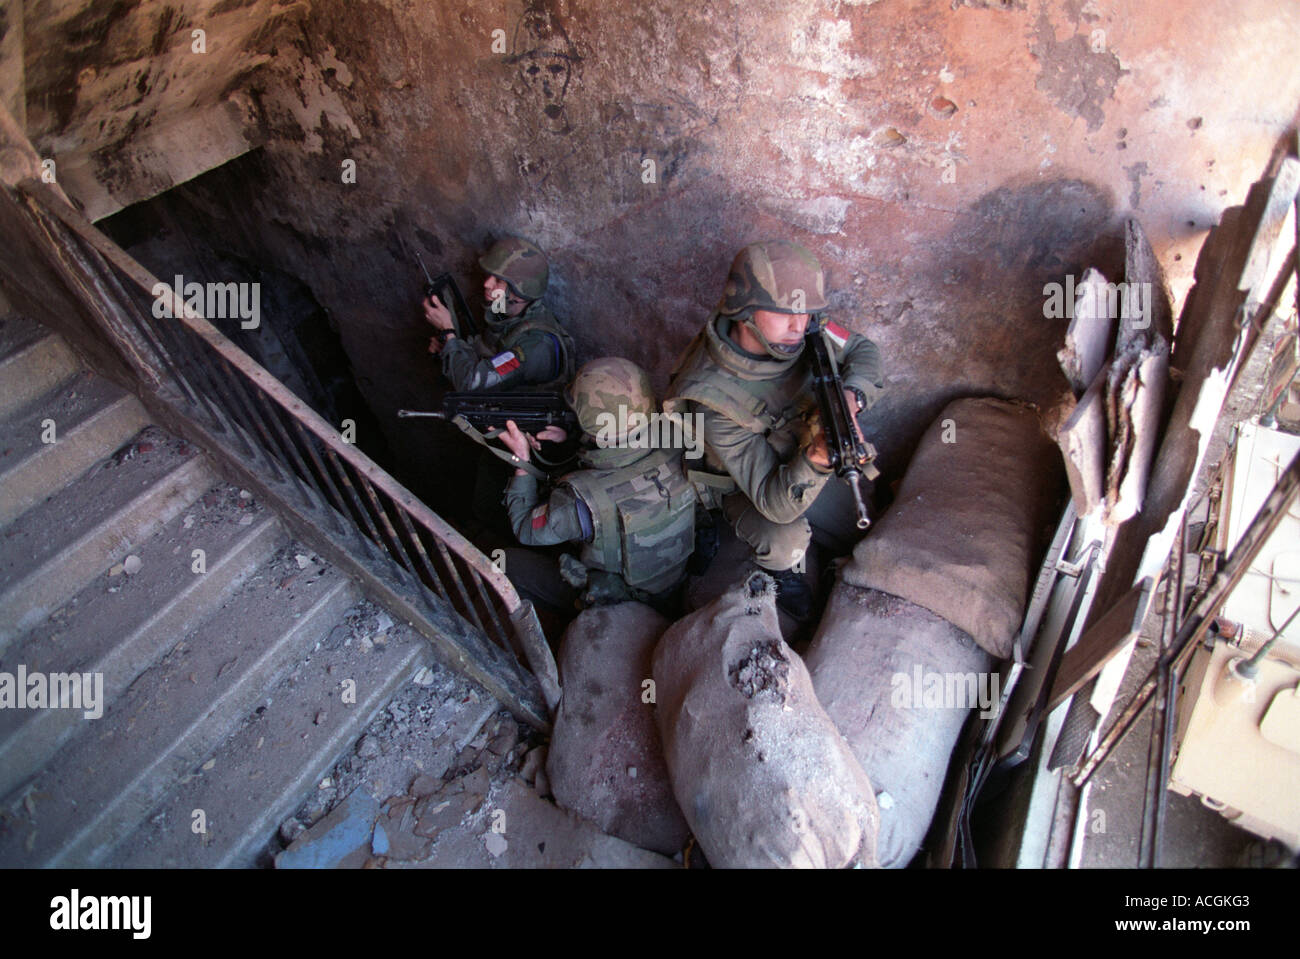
[769,566,813,622]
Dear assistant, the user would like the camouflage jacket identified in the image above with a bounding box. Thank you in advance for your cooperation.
[504,446,696,595]
[664,312,884,524]
[440,300,574,391]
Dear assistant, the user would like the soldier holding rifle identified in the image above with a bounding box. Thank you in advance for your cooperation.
[665,241,884,620]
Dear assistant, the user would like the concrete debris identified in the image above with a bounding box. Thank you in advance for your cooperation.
[393,779,673,869]
[518,746,546,786]
[454,702,499,752]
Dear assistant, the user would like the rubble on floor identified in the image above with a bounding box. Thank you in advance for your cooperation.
[275,640,676,869]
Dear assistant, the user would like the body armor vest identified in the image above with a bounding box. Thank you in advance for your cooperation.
[561,447,696,594]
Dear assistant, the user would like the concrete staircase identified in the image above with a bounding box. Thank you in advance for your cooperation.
[0,313,434,866]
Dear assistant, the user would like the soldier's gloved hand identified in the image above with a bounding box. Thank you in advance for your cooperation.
[501,420,533,466]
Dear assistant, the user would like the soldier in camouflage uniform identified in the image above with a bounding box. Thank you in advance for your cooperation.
[497,357,697,614]
[424,237,576,532]
[424,236,575,391]
[664,241,884,619]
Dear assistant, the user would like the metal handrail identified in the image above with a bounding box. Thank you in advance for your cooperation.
[18,181,560,725]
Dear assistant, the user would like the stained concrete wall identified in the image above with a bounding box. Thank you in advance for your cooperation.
[12,0,1300,492]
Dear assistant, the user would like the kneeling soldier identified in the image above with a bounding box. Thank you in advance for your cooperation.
[498,358,697,614]
[665,241,885,620]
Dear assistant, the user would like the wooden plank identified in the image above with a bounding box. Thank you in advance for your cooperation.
[1239,157,1300,298]
[1123,217,1174,345]
[1108,343,1170,525]
[1049,579,1153,710]
[1057,361,1110,515]
[1057,267,1115,394]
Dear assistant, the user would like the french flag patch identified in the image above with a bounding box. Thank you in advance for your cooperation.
[531,506,548,530]
[492,351,521,376]
[823,321,850,349]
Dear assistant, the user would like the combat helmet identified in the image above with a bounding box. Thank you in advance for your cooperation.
[566,357,655,445]
[479,237,549,301]
[718,241,828,359]
[718,240,828,316]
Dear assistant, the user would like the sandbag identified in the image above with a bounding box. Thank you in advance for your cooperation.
[653,573,879,868]
[806,585,993,867]
[546,602,689,856]
[845,397,1059,657]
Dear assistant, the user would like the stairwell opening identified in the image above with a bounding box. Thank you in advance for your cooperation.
[96,150,398,481]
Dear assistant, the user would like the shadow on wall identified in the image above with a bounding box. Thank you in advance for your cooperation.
[862,176,1126,480]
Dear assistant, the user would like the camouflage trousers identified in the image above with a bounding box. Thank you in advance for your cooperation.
[722,474,867,572]
[501,547,683,618]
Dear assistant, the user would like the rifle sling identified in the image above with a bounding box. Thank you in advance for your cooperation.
[451,415,549,481]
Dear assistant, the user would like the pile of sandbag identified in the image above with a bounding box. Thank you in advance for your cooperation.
[544,397,1058,869]
[652,573,880,868]
[805,587,992,867]
[806,396,1060,866]
[846,396,1059,659]
[545,603,689,857]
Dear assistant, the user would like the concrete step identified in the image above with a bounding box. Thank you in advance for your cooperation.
[0,371,151,527]
[106,606,435,868]
[0,320,79,421]
[0,490,285,799]
[0,427,215,648]
[0,548,360,867]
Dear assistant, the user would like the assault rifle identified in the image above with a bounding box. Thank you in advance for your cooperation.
[398,392,577,433]
[806,318,879,530]
[397,392,580,475]
[412,247,479,341]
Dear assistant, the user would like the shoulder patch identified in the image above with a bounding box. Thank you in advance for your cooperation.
[823,321,850,348]
[530,505,548,530]
[492,351,522,376]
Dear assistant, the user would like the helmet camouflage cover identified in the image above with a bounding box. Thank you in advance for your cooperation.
[719,240,828,315]
[566,357,655,440]
[478,237,549,300]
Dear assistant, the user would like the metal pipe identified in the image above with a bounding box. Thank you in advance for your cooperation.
[286,418,353,530]
[430,538,489,637]
[356,474,414,573]
[323,449,389,561]
[1072,447,1300,789]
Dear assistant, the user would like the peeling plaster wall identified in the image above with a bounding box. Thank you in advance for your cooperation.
[15,0,1300,492]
